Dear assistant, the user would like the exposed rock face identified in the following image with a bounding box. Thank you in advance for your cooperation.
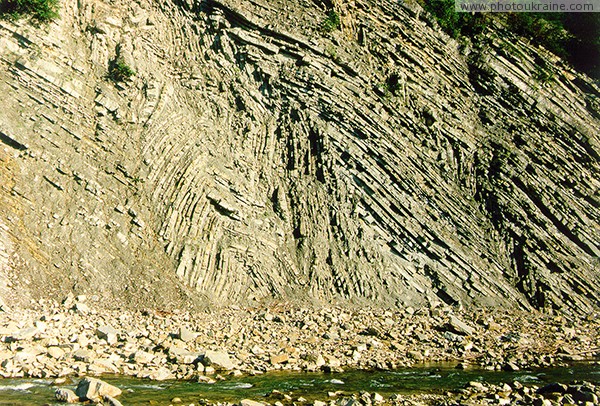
[0,0,598,313]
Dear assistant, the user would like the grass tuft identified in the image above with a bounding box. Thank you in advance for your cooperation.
[0,0,59,22]
[109,58,135,83]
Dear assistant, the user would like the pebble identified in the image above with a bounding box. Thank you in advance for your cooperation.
[454,380,600,406]
[0,302,598,389]
[239,399,265,406]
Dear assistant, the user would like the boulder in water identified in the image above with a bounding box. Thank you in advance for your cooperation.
[55,388,79,403]
[75,377,122,402]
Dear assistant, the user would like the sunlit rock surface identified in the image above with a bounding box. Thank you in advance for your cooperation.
[0,0,598,313]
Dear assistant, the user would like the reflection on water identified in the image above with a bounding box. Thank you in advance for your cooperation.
[0,362,598,405]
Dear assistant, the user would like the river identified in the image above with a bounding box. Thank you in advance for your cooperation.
[1,362,599,405]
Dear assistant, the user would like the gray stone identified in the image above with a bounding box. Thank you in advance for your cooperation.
[305,351,325,367]
[75,377,122,401]
[0,322,19,336]
[239,400,265,406]
[11,327,39,341]
[571,389,597,403]
[336,398,359,406]
[198,375,217,384]
[149,366,174,381]
[203,350,235,370]
[178,326,196,342]
[448,316,475,336]
[47,346,65,359]
[103,395,124,406]
[469,381,486,392]
[443,331,464,343]
[74,303,90,314]
[55,388,79,403]
[97,325,119,345]
[503,362,520,372]
[73,349,96,363]
[133,350,155,365]
[538,383,568,394]
[270,353,289,365]
[171,347,201,364]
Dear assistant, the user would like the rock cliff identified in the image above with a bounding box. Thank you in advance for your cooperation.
[0,0,598,314]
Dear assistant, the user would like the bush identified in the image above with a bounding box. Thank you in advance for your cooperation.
[109,58,135,83]
[322,10,340,33]
[422,0,488,38]
[423,0,461,37]
[531,55,554,84]
[505,13,599,79]
[505,13,571,58]
[422,0,599,79]
[0,0,59,22]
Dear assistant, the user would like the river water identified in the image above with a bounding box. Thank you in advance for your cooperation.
[1,363,599,405]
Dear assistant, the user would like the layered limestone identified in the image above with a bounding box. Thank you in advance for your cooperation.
[0,0,598,313]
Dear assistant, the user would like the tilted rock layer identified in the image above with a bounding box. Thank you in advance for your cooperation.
[0,0,598,313]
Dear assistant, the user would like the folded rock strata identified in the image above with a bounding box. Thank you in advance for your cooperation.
[0,0,598,314]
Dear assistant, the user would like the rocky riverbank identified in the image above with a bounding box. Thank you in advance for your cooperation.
[1,299,599,382]
[447,380,600,406]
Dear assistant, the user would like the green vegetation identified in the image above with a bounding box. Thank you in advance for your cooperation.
[422,0,488,38]
[385,73,402,96]
[325,44,340,63]
[109,58,135,83]
[322,10,341,33]
[533,57,555,84]
[0,0,59,22]
[421,0,600,79]
[504,13,599,79]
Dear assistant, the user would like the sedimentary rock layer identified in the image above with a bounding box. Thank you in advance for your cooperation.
[0,0,598,313]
